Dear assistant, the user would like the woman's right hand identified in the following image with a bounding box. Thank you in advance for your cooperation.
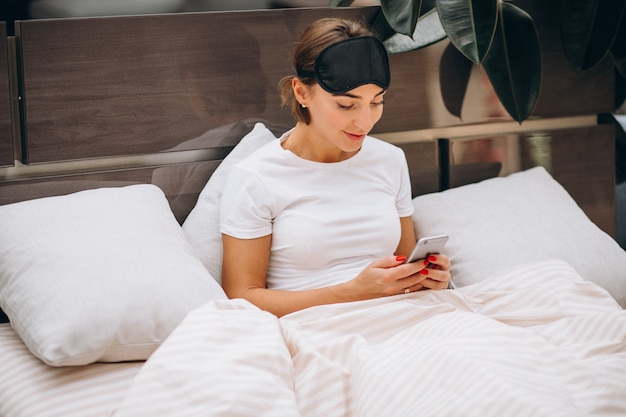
[345,255,431,299]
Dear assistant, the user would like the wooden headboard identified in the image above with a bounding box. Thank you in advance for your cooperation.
[0,5,616,225]
[0,7,441,222]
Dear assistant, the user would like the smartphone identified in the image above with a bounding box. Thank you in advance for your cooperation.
[405,234,449,264]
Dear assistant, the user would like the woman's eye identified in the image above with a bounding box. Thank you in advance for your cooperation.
[372,100,385,107]
[338,103,354,110]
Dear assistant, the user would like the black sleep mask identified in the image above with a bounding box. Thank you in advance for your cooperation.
[297,36,390,94]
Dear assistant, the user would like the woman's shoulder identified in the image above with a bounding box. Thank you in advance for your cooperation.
[236,137,282,165]
[229,137,291,182]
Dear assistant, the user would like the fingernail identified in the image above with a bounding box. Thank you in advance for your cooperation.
[423,260,429,266]
[428,255,437,262]
[420,269,429,276]
[396,255,406,262]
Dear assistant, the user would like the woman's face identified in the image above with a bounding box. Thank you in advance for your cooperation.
[305,83,385,154]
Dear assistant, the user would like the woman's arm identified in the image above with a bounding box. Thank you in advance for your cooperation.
[221,233,356,317]
[395,216,417,257]
[222,235,356,317]
[221,218,430,317]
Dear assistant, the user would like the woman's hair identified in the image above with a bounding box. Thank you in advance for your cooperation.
[278,18,374,124]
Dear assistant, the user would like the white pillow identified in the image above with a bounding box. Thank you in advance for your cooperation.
[412,166,626,308]
[183,122,277,284]
[0,184,226,366]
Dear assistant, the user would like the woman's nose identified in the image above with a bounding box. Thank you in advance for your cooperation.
[353,107,375,132]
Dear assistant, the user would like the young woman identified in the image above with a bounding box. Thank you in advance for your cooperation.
[220,18,451,317]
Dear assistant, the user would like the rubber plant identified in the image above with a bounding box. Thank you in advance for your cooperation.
[330,0,626,123]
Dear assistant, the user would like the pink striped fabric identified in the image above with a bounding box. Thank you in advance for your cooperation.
[111,259,626,417]
[0,324,142,417]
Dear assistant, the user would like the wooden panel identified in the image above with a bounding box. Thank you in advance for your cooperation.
[0,22,12,167]
[0,160,220,223]
[16,7,378,163]
[17,4,613,164]
[399,141,439,197]
[449,124,616,236]
[15,6,425,164]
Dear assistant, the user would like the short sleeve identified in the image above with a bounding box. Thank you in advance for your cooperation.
[219,164,274,239]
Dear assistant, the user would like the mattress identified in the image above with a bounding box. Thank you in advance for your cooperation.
[0,323,143,417]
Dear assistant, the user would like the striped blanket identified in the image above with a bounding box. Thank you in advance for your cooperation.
[111,259,626,417]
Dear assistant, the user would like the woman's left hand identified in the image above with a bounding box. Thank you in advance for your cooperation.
[404,254,451,292]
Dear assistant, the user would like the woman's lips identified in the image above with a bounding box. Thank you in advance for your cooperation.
[344,131,366,141]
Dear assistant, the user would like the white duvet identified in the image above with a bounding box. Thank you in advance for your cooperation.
[111,260,626,417]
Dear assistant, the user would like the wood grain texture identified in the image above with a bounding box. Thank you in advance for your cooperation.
[0,23,12,167]
[16,5,613,164]
[17,8,377,163]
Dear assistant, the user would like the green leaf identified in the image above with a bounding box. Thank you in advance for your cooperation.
[383,8,447,54]
[610,7,626,78]
[371,9,398,42]
[439,43,474,118]
[482,2,541,123]
[612,52,626,80]
[436,0,498,64]
[328,0,355,6]
[380,0,422,37]
[421,0,437,14]
[561,0,626,71]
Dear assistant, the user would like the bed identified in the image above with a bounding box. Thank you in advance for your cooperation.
[0,5,625,417]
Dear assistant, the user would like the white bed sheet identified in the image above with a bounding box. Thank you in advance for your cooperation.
[112,259,626,417]
[0,324,143,417]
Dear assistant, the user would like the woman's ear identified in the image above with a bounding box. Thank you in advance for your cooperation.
[292,77,309,107]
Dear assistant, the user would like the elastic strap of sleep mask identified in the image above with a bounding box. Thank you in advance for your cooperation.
[297,36,390,94]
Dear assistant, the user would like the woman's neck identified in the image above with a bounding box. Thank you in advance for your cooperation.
[281,123,359,163]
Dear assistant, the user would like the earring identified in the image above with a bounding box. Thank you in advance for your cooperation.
[301,103,307,109]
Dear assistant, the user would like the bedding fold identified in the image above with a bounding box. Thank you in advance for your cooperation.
[112,259,626,417]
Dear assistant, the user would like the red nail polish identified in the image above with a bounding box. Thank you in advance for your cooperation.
[396,255,406,262]
[423,260,429,266]
[420,269,429,276]
[428,255,437,262]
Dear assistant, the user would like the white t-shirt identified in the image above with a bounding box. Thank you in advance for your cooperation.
[219,132,414,291]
